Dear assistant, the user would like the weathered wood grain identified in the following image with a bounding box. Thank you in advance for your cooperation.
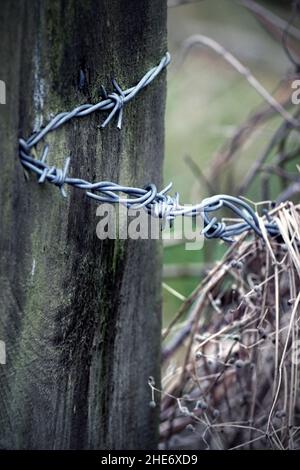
[0,0,167,449]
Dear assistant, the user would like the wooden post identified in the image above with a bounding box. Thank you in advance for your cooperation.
[0,0,167,449]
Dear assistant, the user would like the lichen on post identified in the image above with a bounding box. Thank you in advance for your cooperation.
[0,0,167,450]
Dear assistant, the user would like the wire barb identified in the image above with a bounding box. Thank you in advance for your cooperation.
[19,51,281,242]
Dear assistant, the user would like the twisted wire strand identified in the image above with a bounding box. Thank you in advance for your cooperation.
[19,52,280,243]
[19,149,280,242]
[22,52,171,151]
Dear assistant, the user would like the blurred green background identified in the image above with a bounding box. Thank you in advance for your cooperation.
[163,0,298,325]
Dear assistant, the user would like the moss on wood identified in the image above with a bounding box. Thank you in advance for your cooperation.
[0,0,166,450]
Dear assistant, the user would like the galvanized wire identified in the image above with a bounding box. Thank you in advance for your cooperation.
[19,52,280,243]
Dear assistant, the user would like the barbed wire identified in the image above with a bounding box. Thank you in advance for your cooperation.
[19,52,280,243]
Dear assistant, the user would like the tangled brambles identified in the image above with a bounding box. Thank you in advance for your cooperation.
[160,202,300,449]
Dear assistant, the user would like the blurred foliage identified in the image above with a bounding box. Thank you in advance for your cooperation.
[163,0,298,324]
